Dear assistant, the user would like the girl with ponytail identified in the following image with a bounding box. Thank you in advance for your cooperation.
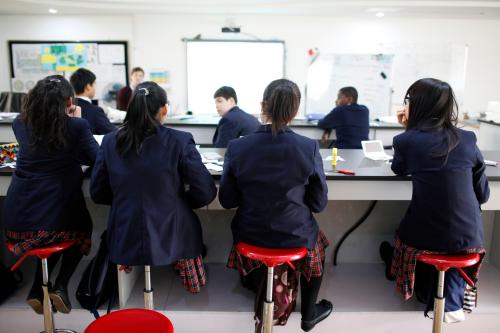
[90,81,216,293]
[220,79,333,331]
[4,75,98,314]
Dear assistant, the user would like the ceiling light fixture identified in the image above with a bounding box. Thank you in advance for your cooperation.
[375,12,385,18]
[48,8,58,14]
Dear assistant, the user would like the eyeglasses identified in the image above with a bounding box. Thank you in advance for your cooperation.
[166,100,171,106]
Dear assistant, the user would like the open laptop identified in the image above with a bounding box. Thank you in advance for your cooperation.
[361,140,392,161]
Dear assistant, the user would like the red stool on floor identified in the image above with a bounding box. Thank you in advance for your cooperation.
[7,240,78,333]
[84,308,174,333]
[236,242,307,333]
[416,253,481,333]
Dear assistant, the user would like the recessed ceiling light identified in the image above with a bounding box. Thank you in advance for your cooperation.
[375,12,385,18]
[48,8,58,14]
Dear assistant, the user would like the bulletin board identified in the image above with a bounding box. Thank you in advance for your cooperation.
[8,41,129,102]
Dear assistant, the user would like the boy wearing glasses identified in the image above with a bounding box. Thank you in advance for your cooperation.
[317,86,369,149]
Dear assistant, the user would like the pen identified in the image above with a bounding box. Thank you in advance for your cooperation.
[335,169,355,175]
[332,148,337,167]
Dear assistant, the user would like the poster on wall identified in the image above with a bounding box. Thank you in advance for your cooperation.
[9,41,129,104]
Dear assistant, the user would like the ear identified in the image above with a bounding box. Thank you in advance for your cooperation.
[161,104,168,117]
[66,97,73,107]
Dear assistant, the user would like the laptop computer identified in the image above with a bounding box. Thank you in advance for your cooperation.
[361,140,393,161]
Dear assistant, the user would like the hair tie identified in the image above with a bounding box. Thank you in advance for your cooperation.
[139,87,150,96]
[49,78,61,83]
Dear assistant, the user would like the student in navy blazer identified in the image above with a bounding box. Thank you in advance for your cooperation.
[380,78,489,323]
[220,79,332,332]
[70,68,116,135]
[90,82,216,293]
[3,75,99,314]
[317,86,369,149]
[212,86,260,148]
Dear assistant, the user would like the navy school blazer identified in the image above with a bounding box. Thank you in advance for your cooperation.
[3,117,98,232]
[392,128,489,252]
[212,106,260,148]
[219,125,328,250]
[77,97,116,135]
[90,125,217,266]
[317,104,369,149]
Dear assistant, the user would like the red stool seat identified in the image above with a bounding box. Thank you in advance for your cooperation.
[7,240,77,271]
[84,309,174,333]
[236,242,307,268]
[417,253,481,287]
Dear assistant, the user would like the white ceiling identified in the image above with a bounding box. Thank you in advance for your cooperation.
[1,0,500,19]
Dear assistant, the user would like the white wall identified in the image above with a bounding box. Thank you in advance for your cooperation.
[1,14,500,116]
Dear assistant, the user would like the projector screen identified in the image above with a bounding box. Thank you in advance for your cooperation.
[186,40,285,115]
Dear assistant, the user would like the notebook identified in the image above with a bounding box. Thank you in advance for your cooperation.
[361,140,392,161]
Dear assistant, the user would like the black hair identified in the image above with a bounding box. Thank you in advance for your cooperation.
[339,86,358,103]
[21,75,74,149]
[70,68,96,95]
[262,79,301,136]
[405,78,459,162]
[131,67,144,75]
[213,86,238,104]
[115,81,167,157]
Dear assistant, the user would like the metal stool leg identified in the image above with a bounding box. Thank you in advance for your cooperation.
[144,265,154,310]
[41,258,55,333]
[433,270,445,333]
[262,266,274,333]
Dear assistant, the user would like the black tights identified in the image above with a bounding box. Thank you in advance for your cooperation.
[30,245,83,293]
[241,263,324,321]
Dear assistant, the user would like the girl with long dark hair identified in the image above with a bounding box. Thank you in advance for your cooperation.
[381,78,489,322]
[4,75,99,314]
[90,81,216,293]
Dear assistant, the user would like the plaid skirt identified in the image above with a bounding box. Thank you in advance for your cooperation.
[5,230,92,256]
[390,235,485,300]
[227,230,329,281]
[174,255,207,293]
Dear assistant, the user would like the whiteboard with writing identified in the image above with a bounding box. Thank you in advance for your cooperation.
[306,54,394,118]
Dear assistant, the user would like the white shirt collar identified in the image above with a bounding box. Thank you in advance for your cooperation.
[77,96,92,104]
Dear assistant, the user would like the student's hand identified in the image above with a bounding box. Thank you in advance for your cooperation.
[321,130,331,143]
[396,110,408,127]
[67,105,82,118]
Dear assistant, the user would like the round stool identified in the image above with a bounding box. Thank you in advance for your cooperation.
[7,240,78,333]
[84,308,174,333]
[416,253,481,333]
[236,242,307,333]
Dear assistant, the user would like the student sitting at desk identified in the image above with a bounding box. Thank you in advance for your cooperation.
[70,68,116,135]
[116,66,144,111]
[220,79,332,332]
[4,75,99,314]
[380,78,489,323]
[317,86,369,148]
[212,86,260,148]
[90,81,216,293]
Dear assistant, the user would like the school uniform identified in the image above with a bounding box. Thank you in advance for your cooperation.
[219,124,328,250]
[212,106,260,148]
[4,117,98,235]
[391,127,489,314]
[90,125,217,266]
[77,97,116,135]
[116,86,132,111]
[317,104,369,149]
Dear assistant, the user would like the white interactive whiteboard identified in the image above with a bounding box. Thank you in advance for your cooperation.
[186,40,285,115]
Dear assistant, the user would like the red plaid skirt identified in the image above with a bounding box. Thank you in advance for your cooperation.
[174,255,206,293]
[390,235,485,300]
[227,230,329,281]
[5,230,91,256]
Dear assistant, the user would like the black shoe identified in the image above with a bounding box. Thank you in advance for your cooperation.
[26,287,43,315]
[301,299,333,332]
[379,241,396,281]
[49,287,72,314]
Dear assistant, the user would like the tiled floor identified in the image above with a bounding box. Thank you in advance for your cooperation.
[1,262,500,332]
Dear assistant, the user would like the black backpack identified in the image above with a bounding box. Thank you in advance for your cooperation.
[76,231,117,318]
[0,260,23,305]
